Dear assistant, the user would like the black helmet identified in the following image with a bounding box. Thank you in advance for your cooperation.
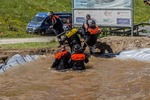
[86,14,91,20]
[88,19,96,28]
[143,0,147,3]
[47,11,54,16]
[73,44,81,53]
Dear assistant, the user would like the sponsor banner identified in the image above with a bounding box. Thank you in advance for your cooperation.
[73,9,132,27]
[74,0,132,9]
[117,18,130,25]
[76,17,85,23]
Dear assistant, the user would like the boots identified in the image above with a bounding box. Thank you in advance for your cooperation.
[90,45,96,55]
[57,38,62,48]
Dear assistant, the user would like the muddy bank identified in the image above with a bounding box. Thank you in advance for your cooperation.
[97,36,150,53]
[0,48,59,63]
[1,36,150,63]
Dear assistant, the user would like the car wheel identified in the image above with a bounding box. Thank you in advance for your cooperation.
[40,30,45,36]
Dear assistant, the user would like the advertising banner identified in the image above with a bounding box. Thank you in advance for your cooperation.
[73,9,132,27]
[74,0,131,9]
[73,0,133,27]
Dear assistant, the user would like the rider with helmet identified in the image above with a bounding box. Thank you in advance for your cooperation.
[51,45,71,71]
[70,44,89,70]
[60,28,81,53]
[82,19,100,55]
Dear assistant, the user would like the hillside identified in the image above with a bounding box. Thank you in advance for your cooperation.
[0,0,72,36]
[0,0,149,36]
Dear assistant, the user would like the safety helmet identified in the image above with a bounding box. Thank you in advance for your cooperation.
[86,14,91,20]
[47,11,54,16]
[88,19,96,28]
[73,44,81,53]
[143,0,147,3]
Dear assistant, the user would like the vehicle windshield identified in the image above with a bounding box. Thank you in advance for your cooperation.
[30,16,45,23]
[59,16,72,24]
[60,18,68,24]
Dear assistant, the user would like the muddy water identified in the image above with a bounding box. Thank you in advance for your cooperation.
[0,54,150,100]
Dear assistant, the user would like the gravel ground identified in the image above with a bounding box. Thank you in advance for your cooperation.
[0,36,56,44]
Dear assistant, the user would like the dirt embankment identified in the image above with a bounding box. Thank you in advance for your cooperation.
[96,36,150,53]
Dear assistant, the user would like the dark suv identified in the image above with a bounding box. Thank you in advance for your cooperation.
[26,12,72,35]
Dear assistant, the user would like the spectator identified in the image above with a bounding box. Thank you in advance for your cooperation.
[81,14,92,39]
[48,11,64,47]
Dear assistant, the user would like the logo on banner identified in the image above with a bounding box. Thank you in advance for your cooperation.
[117,18,130,25]
[76,17,84,23]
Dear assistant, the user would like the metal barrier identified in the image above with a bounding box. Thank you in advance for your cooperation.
[100,23,150,36]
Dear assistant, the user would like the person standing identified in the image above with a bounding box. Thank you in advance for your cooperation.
[51,45,71,71]
[48,11,64,47]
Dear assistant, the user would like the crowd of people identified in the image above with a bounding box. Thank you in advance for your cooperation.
[48,11,101,71]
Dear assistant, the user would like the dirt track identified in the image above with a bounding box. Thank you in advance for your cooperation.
[0,36,56,44]
[1,36,150,100]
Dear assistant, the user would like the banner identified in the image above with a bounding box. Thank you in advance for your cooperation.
[73,0,133,27]
[74,0,131,9]
[74,9,132,27]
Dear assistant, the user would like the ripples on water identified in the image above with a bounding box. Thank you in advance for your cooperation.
[1,57,150,100]
[47,58,150,100]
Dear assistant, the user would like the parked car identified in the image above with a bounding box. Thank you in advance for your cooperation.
[26,12,72,35]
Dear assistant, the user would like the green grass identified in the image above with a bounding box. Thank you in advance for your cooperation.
[0,0,72,38]
[134,0,150,24]
[0,32,40,38]
[0,0,149,38]
[0,42,58,49]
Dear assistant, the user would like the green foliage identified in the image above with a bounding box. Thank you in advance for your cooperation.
[0,0,149,37]
[134,0,150,24]
[0,32,39,38]
[0,0,72,37]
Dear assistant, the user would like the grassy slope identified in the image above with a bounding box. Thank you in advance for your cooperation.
[134,0,150,23]
[0,0,72,37]
[0,0,149,37]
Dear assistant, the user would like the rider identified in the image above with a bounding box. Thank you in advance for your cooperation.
[82,19,100,55]
[61,28,81,53]
[70,44,89,70]
[48,11,64,47]
[51,45,71,71]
